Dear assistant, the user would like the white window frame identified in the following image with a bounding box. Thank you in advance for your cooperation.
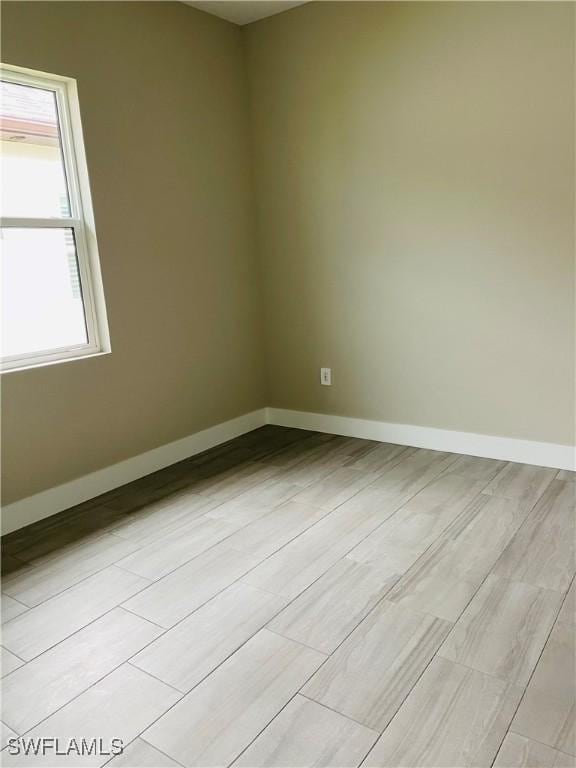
[1,63,110,372]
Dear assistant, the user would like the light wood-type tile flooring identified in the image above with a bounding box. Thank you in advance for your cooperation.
[1,426,574,767]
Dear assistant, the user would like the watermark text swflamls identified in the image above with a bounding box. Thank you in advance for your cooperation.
[7,737,124,757]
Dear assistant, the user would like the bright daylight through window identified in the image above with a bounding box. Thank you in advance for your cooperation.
[1,66,109,371]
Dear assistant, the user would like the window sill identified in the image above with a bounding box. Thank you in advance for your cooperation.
[0,348,112,374]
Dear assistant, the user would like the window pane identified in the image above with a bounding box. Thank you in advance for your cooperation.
[1,80,70,218]
[1,228,88,358]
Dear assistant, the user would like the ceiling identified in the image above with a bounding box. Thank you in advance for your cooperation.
[183,1,309,25]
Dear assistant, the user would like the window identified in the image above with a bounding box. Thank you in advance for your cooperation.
[1,65,110,371]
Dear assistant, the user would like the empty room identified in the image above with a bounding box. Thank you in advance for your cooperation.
[0,1,574,766]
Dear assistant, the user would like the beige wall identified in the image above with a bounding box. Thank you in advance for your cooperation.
[2,1,574,506]
[245,1,575,445]
[1,2,265,504]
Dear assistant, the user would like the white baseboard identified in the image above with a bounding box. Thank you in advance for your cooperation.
[267,407,575,472]
[1,408,267,535]
[4,405,573,535]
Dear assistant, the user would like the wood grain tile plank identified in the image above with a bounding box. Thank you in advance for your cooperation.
[494,733,569,768]
[3,665,181,767]
[223,500,329,560]
[193,462,280,501]
[260,435,340,466]
[269,559,399,654]
[273,435,376,465]
[387,493,530,621]
[493,479,575,592]
[267,435,376,483]
[1,555,29,578]
[231,426,312,461]
[116,515,244,580]
[1,648,24,677]
[8,530,136,570]
[317,435,380,461]
[184,442,256,471]
[242,493,397,600]
[2,608,162,734]
[132,582,286,692]
[232,695,378,768]
[363,656,523,767]
[1,595,28,623]
[447,455,507,482]
[92,482,170,511]
[106,739,182,767]
[291,467,382,511]
[439,574,562,685]
[205,479,302,525]
[6,511,128,562]
[303,600,450,731]
[345,449,458,508]
[275,449,351,488]
[1,508,107,557]
[2,566,149,660]
[143,629,325,768]
[108,493,218,543]
[484,463,557,506]
[512,584,575,756]
[347,472,485,573]
[102,474,202,515]
[2,535,140,607]
[122,544,260,628]
[344,443,414,473]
